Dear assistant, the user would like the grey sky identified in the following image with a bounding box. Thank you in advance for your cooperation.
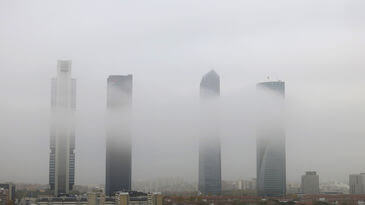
[1,0,365,185]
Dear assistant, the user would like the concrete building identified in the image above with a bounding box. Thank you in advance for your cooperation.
[105,75,133,196]
[349,173,365,194]
[0,188,11,205]
[198,70,222,195]
[115,191,163,205]
[0,184,15,203]
[49,60,76,196]
[301,171,319,194]
[256,81,286,197]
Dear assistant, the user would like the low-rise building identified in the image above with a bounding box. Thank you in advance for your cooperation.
[35,191,162,205]
[37,196,88,205]
[236,179,256,191]
[115,191,162,205]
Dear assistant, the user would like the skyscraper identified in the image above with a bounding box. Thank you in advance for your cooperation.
[49,60,76,196]
[198,70,221,195]
[301,171,319,194]
[256,81,286,197]
[105,75,133,196]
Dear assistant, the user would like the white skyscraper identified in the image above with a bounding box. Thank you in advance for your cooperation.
[49,60,76,196]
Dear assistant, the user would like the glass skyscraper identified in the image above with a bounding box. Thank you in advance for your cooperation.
[105,75,133,196]
[49,60,76,196]
[256,81,286,197]
[198,70,222,195]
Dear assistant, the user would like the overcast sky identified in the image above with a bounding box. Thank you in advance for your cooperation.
[1,0,365,185]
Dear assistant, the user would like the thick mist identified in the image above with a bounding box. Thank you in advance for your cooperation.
[1,0,365,186]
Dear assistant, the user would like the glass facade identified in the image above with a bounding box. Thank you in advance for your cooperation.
[198,70,222,195]
[49,60,76,196]
[256,81,286,197]
[105,75,133,196]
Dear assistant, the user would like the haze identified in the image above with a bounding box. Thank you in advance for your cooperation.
[1,0,365,186]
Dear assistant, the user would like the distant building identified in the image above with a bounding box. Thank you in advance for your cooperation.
[87,192,117,205]
[256,81,286,197]
[49,60,76,196]
[350,173,365,194]
[132,177,197,193]
[87,193,98,205]
[237,179,256,191]
[72,185,90,194]
[320,181,349,194]
[105,75,133,196]
[36,192,162,205]
[37,197,88,205]
[115,191,163,205]
[301,171,319,194]
[198,70,222,195]
[287,183,301,194]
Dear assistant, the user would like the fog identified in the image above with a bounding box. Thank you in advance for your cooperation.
[1,0,365,186]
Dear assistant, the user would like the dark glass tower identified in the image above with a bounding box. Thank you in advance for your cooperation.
[49,60,76,196]
[256,81,286,197]
[198,70,222,195]
[105,75,133,196]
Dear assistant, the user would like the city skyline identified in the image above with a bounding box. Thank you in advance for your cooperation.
[2,0,365,186]
[1,62,364,186]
